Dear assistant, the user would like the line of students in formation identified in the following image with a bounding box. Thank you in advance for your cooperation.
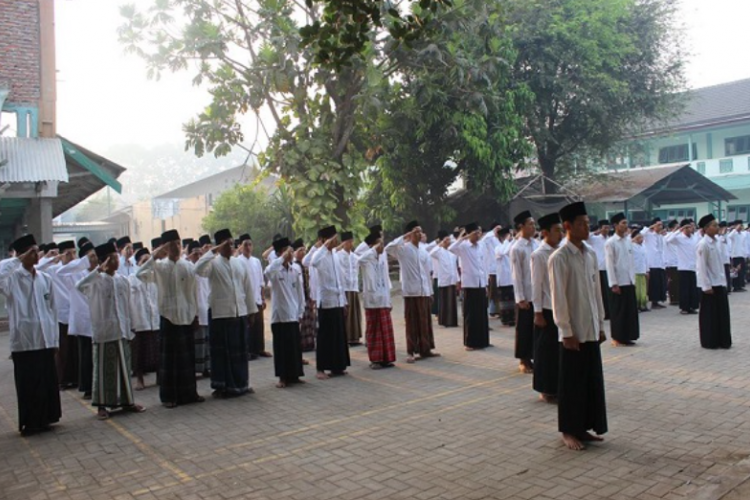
[0,202,732,450]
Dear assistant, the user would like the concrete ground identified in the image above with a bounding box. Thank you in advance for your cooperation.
[1,292,750,500]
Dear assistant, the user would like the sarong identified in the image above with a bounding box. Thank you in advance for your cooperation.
[344,291,363,343]
[498,285,515,325]
[78,336,93,395]
[271,322,305,381]
[56,323,79,388]
[487,275,499,316]
[666,267,679,304]
[515,306,534,360]
[300,299,317,351]
[210,316,250,395]
[432,279,439,315]
[12,348,61,434]
[247,310,266,355]
[609,285,640,344]
[635,274,648,310]
[403,297,435,356]
[533,309,559,396]
[437,285,458,327]
[462,287,490,348]
[679,270,700,312]
[194,320,210,373]
[699,287,732,349]
[92,339,135,408]
[724,263,732,291]
[365,308,396,364]
[732,257,746,291]
[558,342,608,436]
[649,267,668,304]
[132,330,159,375]
[599,270,610,320]
[159,317,201,405]
[316,307,351,372]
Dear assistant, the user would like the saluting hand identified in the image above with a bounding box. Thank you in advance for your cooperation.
[98,256,111,273]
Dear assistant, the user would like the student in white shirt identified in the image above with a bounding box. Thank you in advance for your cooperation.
[385,220,440,363]
[0,234,62,435]
[605,213,640,346]
[129,247,161,390]
[588,219,611,320]
[494,228,516,326]
[429,230,459,327]
[185,240,211,376]
[77,242,145,420]
[265,237,306,387]
[293,239,317,353]
[665,219,700,314]
[311,225,351,378]
[195,229,257,398]
[483,222,501,316]
[449,222,490,350]
[530,213,563,403]
[138,229,205,408]
[117,236,137,277]
[335,231,363,346]
[510,210,537,373]
[696,214,732,349]
[549,202,607,451]
[631,229,649,312]
[662,219,681,305]
[727,220,747,291]
[640,218,667,308]
[238,233,271,359]
[359,231,397,369]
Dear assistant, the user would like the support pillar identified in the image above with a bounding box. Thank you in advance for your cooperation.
[26,197,53,243]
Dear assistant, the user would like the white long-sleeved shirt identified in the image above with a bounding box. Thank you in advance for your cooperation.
[728,229,745,259]
[482,232,499,278]
[665,231,698,272]
[358,247,392,309]
[718,233,731,265]
[510,237,534,302]
[429,246,459,287]
[57,256,93,337]
[0,258,58,352]
[196,275,210,326]
[77,270,133,343]
[640,227,664,269]
[38,261,73,325]
[264,257,305,323]
[137,256,197,326]
[129,272,160,332]
[587,233,608,270]
[334,249,360,292]
[239,254,265,306]
[530,242,556,312]
[301,246,320,304]
[385,236,432,297]
[311,246,347,308]
[633,243,648,275]
[448,239,486,288]
[195,251,257,319]
[494,239,513,287]
[549,241,605,342]
[605,234,635,287]
[118,256,137,277]
[696,235,727,291]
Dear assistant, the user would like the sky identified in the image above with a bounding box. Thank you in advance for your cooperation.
[54,0,750,153]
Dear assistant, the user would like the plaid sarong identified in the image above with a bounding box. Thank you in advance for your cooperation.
[300,299,317,351]
[159,317,201,405]
[132,330,159,375]
[365,308,396,364]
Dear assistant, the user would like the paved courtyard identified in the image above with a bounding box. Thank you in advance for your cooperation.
[2,291,750,500]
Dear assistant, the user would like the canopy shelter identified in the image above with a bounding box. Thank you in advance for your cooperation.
[572,164,736,221]
[0,135,125,247]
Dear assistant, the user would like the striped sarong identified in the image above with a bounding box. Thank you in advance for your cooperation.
[92,339,134,409]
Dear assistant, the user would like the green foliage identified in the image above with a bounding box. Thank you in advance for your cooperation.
[507,0,686,183]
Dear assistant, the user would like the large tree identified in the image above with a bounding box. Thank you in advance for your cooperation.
[507,0,686,184]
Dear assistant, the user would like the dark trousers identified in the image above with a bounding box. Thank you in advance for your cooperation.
[732,257,746,290]
[678,270,700,312]
[599,271,610,319]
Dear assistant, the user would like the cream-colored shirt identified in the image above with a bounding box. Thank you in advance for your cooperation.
[510,237,534,302]
[605,233,635,286]
[77,270,133,343]
[696,235,726,291]
[137,256,198,326]
[385,236,433,297]
[264,257,305,323]
[129,273,160,332]
[549,241,605,342]
[358,247,392,309]
[531,242,556,312]
[195,251,257,319]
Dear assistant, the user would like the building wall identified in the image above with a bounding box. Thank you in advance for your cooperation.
[129,196,211,246]
[0,0,41,106]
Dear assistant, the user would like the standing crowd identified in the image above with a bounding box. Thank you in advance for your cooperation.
[0,202,734,450]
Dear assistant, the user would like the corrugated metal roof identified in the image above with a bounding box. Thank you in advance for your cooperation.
[0,137,69,183]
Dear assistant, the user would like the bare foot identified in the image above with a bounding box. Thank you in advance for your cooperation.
[562,433,585,451]
[302,359,310,365]
[424,351,441,358]
[276,381,287,388]
[611,340,625,347]
[578,431,604,442]
[316,372,330,380]
[539,393,557,404]
[97,408,110,420]
[465,347,475,351]
[135,380,145,391]
[406,356,416,364]
[519,363,533,374]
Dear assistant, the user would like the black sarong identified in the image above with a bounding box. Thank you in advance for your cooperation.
[271,322,305,381]
[432,279,439,315]
[724,263,732,291]
[558,341,607,436]
[732,257,746,291]
[247,310,266,356]
[462,287,489,348]
[648,267,667,303]
[609,285,640,344]
[316,307,351,372]
[666,267,680,304]
[498,285,515,325]
[12,349,61,434]
[56,323,79,388]
[699,287,732,349]
[533,309,559,396]
[159,316,201,405]
[515,306,534,360]
[438,285,458,327]
[599,271,610,320]
[78,336,93,394]
[210,316,250,395]
[678,270,700,312]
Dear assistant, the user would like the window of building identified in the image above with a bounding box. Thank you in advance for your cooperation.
[696,161,706,175]
[727,205,750,222]
[719,158,734,173]
[653,208,696,221]
[658,143,697,163]
[725,135,750,156]
[208,193,214,206]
